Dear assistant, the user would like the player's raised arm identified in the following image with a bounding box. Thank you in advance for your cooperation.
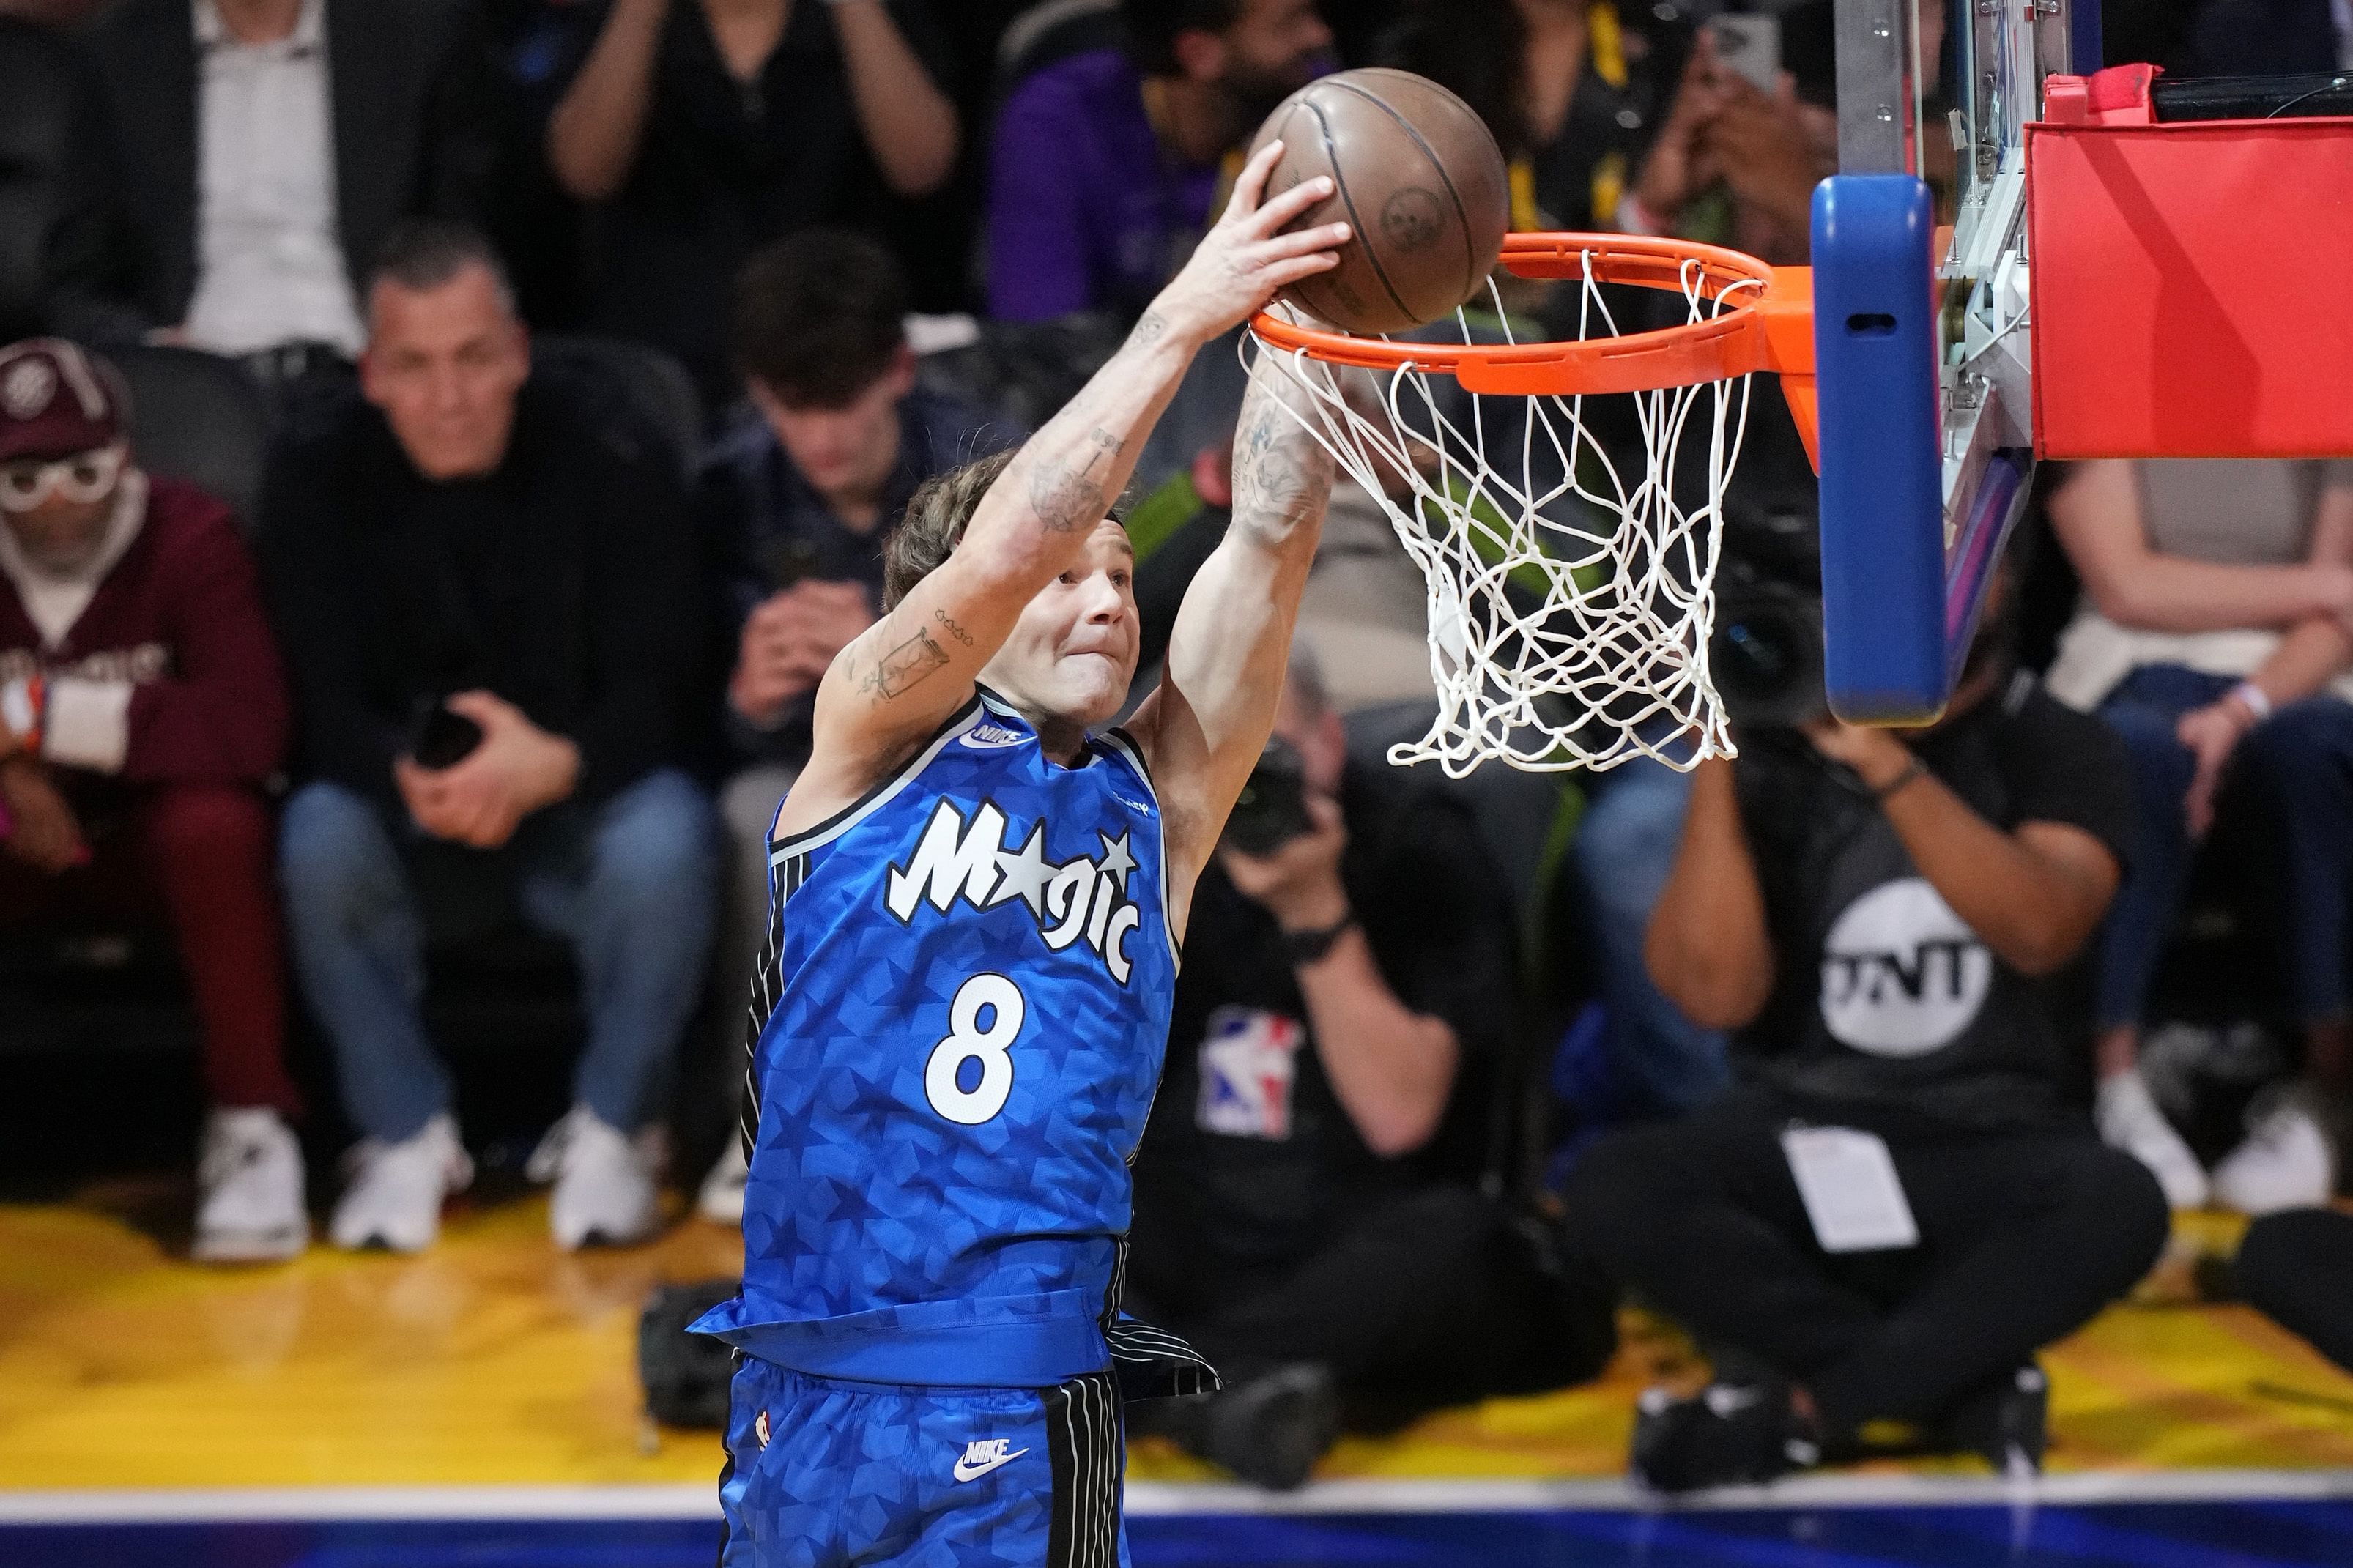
[796,143,1349,795]
[1128,334,1336,899]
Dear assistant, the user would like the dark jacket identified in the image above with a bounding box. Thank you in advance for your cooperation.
[261,379,697,809]
[65,0,496,341]
[695,387,1018,767]
[1,17,122,342]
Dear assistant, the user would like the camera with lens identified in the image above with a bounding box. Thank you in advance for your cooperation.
[1709,493,1827,731]
[1222,735,1313,855]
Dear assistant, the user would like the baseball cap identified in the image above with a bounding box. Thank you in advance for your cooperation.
[0,338,127,464]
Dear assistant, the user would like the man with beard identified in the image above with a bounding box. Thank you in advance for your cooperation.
[987,0,1334,323]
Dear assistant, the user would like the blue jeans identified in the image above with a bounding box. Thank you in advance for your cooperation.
[278,770,722,1141]
[1573,757,1729,1116]
[2095,664,2353,1028]
[2239,689,2353,1022]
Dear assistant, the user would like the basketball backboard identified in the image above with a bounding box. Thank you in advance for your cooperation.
[1811,0,2093,722]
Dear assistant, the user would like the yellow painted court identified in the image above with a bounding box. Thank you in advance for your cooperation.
[3,1194,2349,1492]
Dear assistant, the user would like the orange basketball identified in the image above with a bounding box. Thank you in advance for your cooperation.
[1248,68,1512,336]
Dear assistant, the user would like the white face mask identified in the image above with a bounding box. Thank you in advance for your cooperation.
[0,443,127,515]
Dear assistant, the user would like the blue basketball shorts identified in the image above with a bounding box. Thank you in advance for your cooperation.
[716,1354,1127,1568]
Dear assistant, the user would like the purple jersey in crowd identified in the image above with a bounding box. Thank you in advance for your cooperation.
[986,48,1225,322]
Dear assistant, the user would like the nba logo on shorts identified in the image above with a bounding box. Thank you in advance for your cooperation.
[1196,1006,1302,1140]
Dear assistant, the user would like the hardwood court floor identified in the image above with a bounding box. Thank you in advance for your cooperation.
[1,1193,2350,1490]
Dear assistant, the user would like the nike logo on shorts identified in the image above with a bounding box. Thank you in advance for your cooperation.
[952,1438,1029,1482]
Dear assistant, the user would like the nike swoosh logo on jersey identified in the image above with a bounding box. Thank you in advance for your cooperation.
[952,1441,1029,1482]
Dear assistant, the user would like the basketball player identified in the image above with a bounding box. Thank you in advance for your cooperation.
[694,141,1349,1564]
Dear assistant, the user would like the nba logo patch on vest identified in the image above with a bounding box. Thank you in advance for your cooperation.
[1196,1006,1302,1140]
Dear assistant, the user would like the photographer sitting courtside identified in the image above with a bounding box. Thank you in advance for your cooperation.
[1125,647,1615,1490]
[694,230,1013,1222]
[267,221,719,1255]
[1561,562,2170,1490]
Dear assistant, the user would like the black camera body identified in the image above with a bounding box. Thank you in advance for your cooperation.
[1709,496,1827,731]
[1223,735,1313,855]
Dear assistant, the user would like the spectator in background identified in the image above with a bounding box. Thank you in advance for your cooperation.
[1554,3,1851,1121]
[544,0,957,406]
[692,228,1014,1222]
[1126,647,1615,1490]
[68,0,496,386]
[267,222,718,1255]
[1609,0,1896,267]
[0,337,304,1262]
[1562,563,2167,1491]
[987,0,1332,324]
[1375,0,1675,238]
[2047,459,2353,1214]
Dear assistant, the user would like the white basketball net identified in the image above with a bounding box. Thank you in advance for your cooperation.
[1253,256,1760,776]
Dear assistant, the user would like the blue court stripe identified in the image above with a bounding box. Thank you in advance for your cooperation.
[4,1469,2350,1523]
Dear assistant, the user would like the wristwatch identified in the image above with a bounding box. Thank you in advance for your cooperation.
[1282,912,1356,965]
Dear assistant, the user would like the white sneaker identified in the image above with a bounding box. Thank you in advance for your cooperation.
[2096,1067,2210,1209]
[2212,1089,2336,1215]
[530,1104,667,1251]
[329,1113,473,1252]
[697,1140,749,1224]
[193,1107,309,1263]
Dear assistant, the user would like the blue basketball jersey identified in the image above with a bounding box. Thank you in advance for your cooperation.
[694,688,1182,1388]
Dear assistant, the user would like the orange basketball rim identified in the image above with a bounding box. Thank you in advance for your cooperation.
[1253,233,1822,467]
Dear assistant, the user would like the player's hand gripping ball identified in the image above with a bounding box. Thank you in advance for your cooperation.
[1247,67,1512,336]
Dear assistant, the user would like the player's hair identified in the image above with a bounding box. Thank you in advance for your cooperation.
[1123,0,1246,78]
[883,450,1019,611]
[733,229,910,409]
[368,219,516,319]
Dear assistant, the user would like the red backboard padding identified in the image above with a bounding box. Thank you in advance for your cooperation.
[2026,116,2353,459]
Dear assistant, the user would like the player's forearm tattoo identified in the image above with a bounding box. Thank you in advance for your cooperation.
[1125,311,1169,350]
[932,608,974,647]
[862,626,949,699]
[1231,379,1331,547]
[1028,426,1124,533]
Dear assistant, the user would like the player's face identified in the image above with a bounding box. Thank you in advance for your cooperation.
[983,521,1140,733]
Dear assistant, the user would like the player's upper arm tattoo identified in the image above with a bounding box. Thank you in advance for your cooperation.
[1028,427,1124,534]
[859,623,949,701]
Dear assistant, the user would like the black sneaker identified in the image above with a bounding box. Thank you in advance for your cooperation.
[1938,1361,2048,1478]
[1198,1363,1341,1491]
[1630,1381,1820,1493]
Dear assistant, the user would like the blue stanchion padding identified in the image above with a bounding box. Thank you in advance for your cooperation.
[2072,0,2102,76]
[1812,174,1946,724]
